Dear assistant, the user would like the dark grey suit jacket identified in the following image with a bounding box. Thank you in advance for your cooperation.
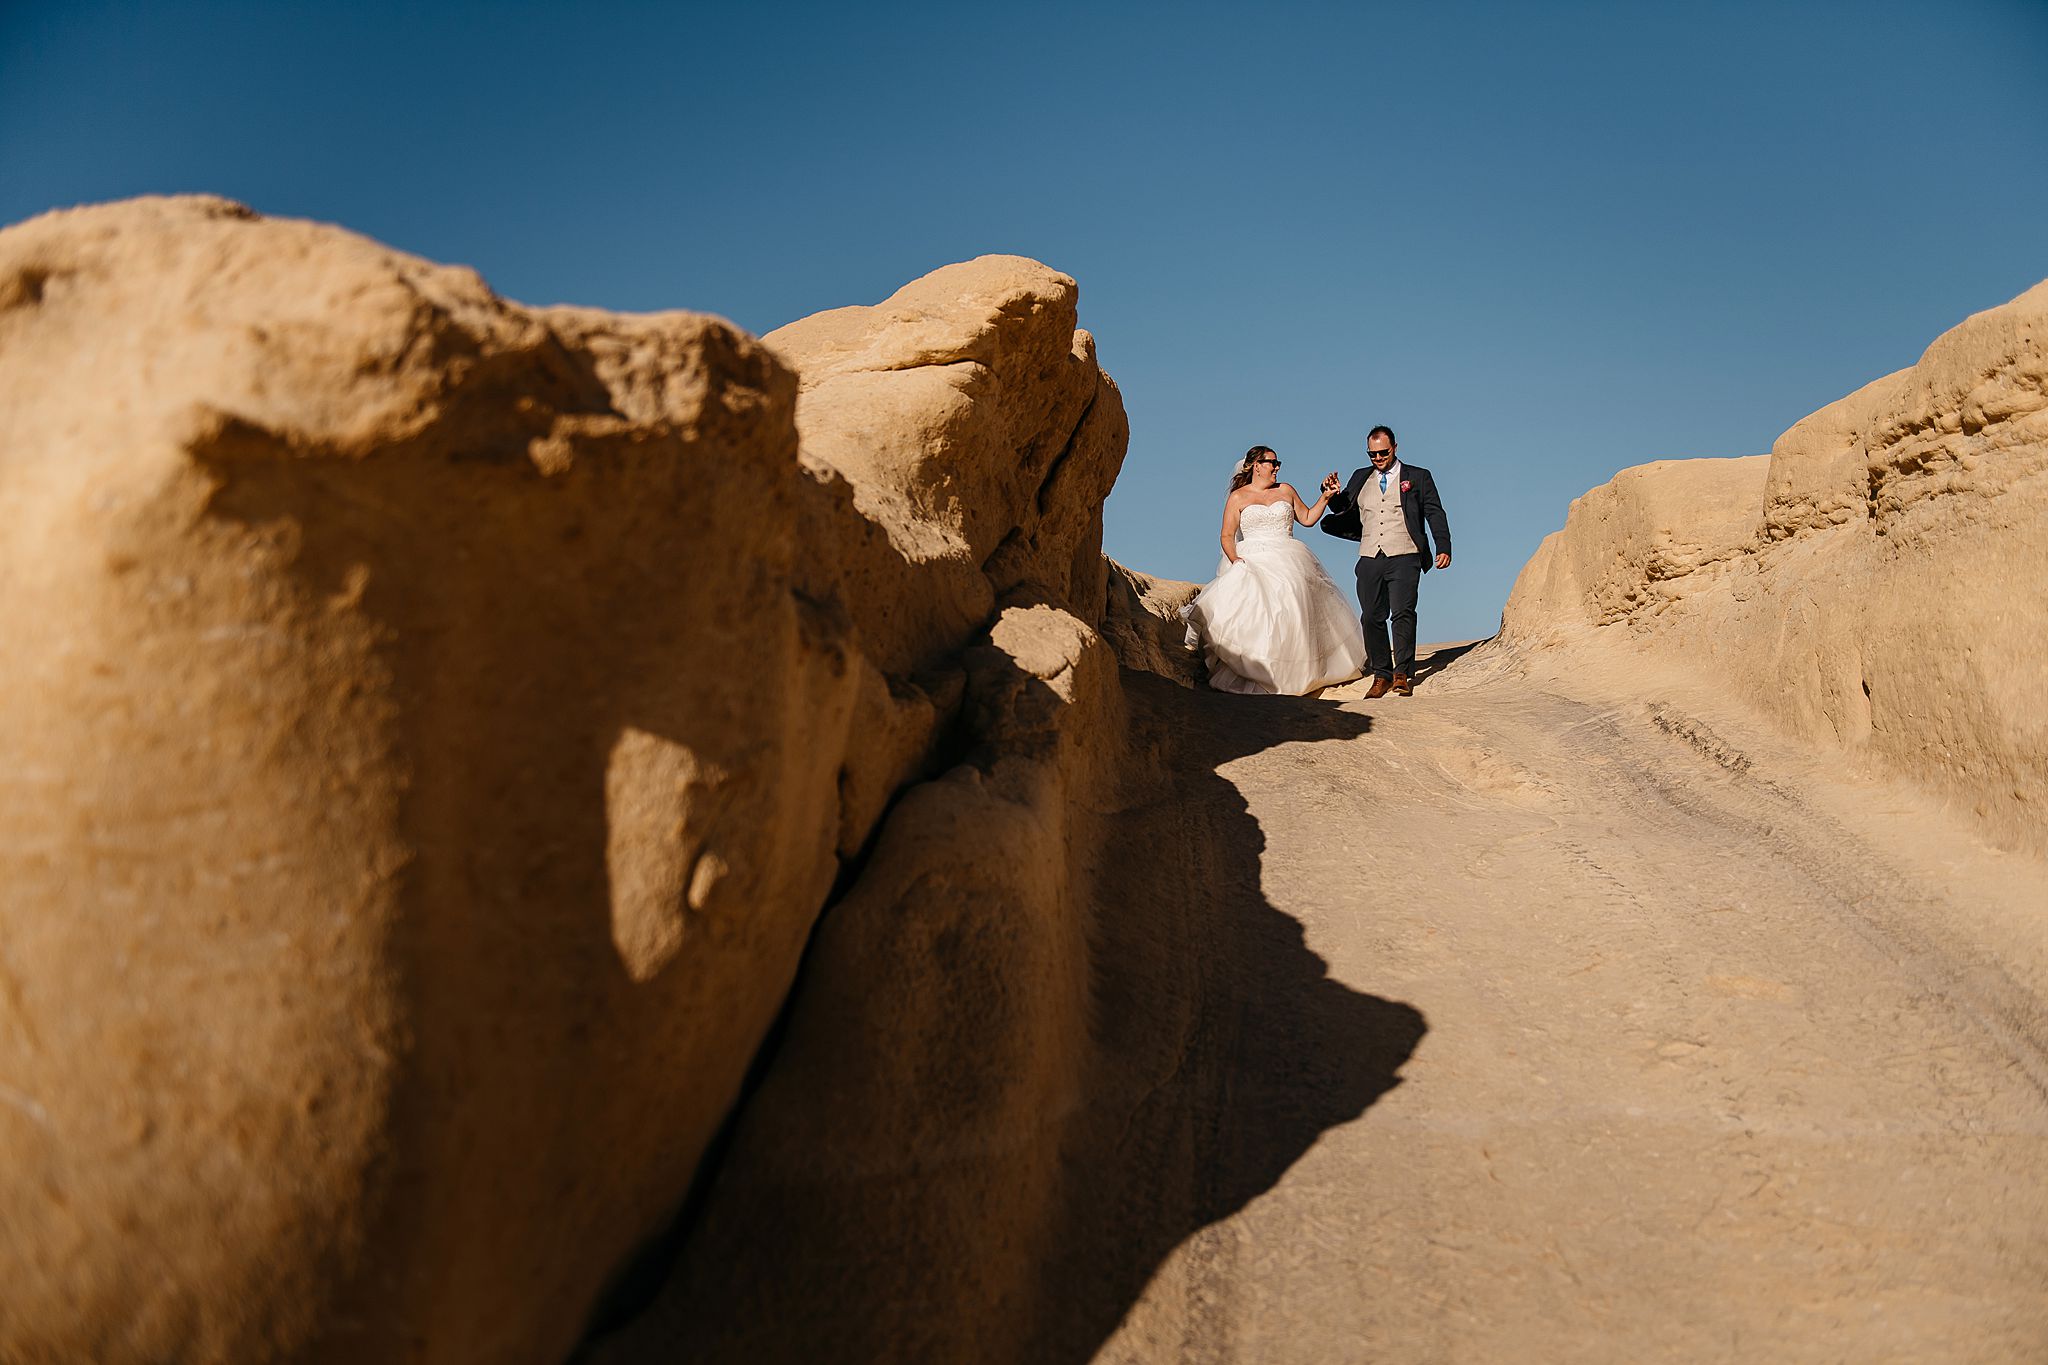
[1320,462,1452,571]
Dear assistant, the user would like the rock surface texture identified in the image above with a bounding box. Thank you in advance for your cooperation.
[0,198,1130,1364]
[1099,558,1203,689]
[1497,280,2048,856]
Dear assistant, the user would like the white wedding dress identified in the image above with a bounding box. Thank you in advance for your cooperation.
[1180,500,1367,695]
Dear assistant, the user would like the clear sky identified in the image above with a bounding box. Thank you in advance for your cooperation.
[5,0,2045,642]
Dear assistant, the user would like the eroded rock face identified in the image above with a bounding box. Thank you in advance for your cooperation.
[0,198,1127,1364]
[762,256,1129,670]
[1500,279,2048,855]
[585,604,1132,1364]
[1100,558,1203,688]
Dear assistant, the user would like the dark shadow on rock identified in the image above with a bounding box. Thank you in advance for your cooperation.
[581,664,1425,1364]
[1411,637,1489,686]
[1023,672,1425,1361]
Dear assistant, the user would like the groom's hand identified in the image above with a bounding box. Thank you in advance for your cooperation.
[1435,552,1451,569]
[1321,472,1341,495]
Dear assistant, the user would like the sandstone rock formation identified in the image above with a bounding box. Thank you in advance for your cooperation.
[0,197,1129,1364]
[761,256,1129,658]
[1497,280,2048,857]
[583,602,1134,1363]
[1099,558,1202,689]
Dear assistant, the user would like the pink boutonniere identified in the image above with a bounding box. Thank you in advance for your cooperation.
[1400,480,1412,493]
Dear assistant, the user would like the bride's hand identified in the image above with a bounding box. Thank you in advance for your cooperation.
[1320,472,1341,496]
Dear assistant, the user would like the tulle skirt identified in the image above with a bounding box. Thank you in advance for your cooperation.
[1180,536,1366,695]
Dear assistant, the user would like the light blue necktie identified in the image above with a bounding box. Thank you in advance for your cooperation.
[1379,472,1389,494]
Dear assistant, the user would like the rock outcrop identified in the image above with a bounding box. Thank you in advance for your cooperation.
[761,256,1129,655]
[1497,280,2048,856]
[0,198,1130,1364]
[583,601,1134,1363]
[1099,558,1202,688]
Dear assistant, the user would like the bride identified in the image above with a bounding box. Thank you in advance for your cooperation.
[1181,446,1366,695]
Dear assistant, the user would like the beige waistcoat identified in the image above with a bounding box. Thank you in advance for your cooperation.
[1359,465,1420,557]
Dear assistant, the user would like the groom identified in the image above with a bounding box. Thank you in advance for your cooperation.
[1319,425,1452,697]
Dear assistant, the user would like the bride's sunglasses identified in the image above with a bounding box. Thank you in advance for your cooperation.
[1256,457,1281,468]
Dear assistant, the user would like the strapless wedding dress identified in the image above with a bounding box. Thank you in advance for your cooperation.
[1180,500,1366,695]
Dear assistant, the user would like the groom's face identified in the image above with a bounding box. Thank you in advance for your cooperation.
[1367,439,1397,472]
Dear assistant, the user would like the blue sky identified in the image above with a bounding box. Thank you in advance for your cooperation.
[5,0,2045,642]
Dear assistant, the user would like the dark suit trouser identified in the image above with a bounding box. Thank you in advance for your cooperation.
[1355,551,1423,678]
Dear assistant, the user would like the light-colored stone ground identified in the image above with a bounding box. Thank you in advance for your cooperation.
[1104,644,2048,1365]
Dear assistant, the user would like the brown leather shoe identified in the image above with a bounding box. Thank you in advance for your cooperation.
[1365,675,1391,699]
[1392,673,1414,696]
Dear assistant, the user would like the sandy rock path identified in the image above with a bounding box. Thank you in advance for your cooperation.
[1098,646,2048,1365]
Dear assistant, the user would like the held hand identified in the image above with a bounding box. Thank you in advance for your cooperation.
[1435,552,1451,570]
[1321,472,1341,496]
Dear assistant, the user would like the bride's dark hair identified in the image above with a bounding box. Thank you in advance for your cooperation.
[1228,445,1276,493]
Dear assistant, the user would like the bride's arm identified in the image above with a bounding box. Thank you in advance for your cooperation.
[1219,498,1243,563]
[1288,481,1333,526]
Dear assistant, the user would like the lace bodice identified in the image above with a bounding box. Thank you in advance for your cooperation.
[1237,499,1297,541]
